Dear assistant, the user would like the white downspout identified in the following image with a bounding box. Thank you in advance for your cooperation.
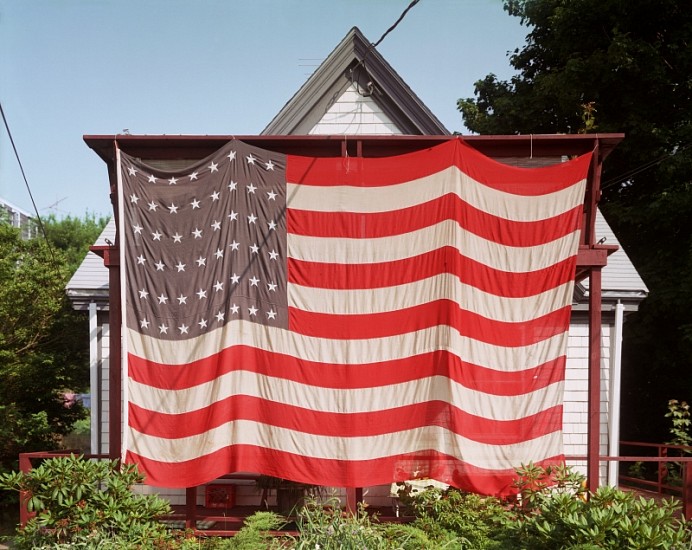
[88,301,99,455]
[608,301,625,486]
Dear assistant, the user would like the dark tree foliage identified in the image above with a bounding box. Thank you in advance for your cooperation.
[459,0,692,441]
[0,214,107,478]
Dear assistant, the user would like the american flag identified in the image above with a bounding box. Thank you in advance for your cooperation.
[119,139,591,496]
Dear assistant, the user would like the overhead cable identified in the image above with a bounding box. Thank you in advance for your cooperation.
[0,100,56,262]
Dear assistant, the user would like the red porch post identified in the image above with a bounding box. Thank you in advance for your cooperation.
[104,246,122,461]
[587,266,603,492]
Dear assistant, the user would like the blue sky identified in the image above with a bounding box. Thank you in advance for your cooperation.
[0,0,528,218]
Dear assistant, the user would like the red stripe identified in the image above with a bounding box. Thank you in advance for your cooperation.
[288,302,571,346]
[129,398,562,443]
[128,349,565,395]
[288,196,583,246]
[287,138,592,194]
[126,445,564,496]
[288,249,578,296]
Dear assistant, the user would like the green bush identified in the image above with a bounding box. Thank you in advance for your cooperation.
[214,511,287,549]
[498,464,692,550]
[290,498,392,549]
[0,454,173,548]
[403,488,505,548]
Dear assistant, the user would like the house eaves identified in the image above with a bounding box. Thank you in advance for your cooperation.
[65,218,114,311]
[262,26,449,136]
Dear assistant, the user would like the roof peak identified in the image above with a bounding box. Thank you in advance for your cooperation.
[262,27,449,136]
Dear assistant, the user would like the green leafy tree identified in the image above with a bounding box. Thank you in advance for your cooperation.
[458,0,692,442]
[43,213,109,273]
[0,215,105,479]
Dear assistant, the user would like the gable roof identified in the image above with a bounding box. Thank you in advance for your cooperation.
[66,218,114,310]
[575,210,649,310]
[262,26,450,136]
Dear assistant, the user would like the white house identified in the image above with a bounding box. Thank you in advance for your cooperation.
[68,27,647,509]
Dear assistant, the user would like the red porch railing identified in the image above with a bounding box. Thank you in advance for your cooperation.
[16,446,692,535]
[617,441,692,501]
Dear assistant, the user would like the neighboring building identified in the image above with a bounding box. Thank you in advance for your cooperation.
[0,197,37,239]
[69,27,647,506]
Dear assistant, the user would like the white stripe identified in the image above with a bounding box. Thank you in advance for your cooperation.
[289,222,582,272]
[287,166,586,222]
[288,277,575,322]
[128,370,564,419]
[127,325,568,372]
[126,420,563,469]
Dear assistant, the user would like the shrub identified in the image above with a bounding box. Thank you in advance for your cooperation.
[289,497,393,549]
[402,487,505,549]
[214,511,287,549]
[498,464,692,550]
[0,454,172,548]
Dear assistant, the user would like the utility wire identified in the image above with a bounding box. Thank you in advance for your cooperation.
[349,0,421,88]
[0,100,56,262]
[601,142,692,191]
[372,0,421,50]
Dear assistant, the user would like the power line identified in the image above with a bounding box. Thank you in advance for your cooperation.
[349,0,421,90]
[601,142,692,191]
[372,0,421,50]
[0,100,56,262]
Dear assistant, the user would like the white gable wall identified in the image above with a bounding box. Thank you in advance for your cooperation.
[309,84,402,136]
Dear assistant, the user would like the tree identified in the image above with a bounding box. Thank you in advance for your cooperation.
[0,214,106,477]
[458,0,692,441]
[43,213,110,273]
